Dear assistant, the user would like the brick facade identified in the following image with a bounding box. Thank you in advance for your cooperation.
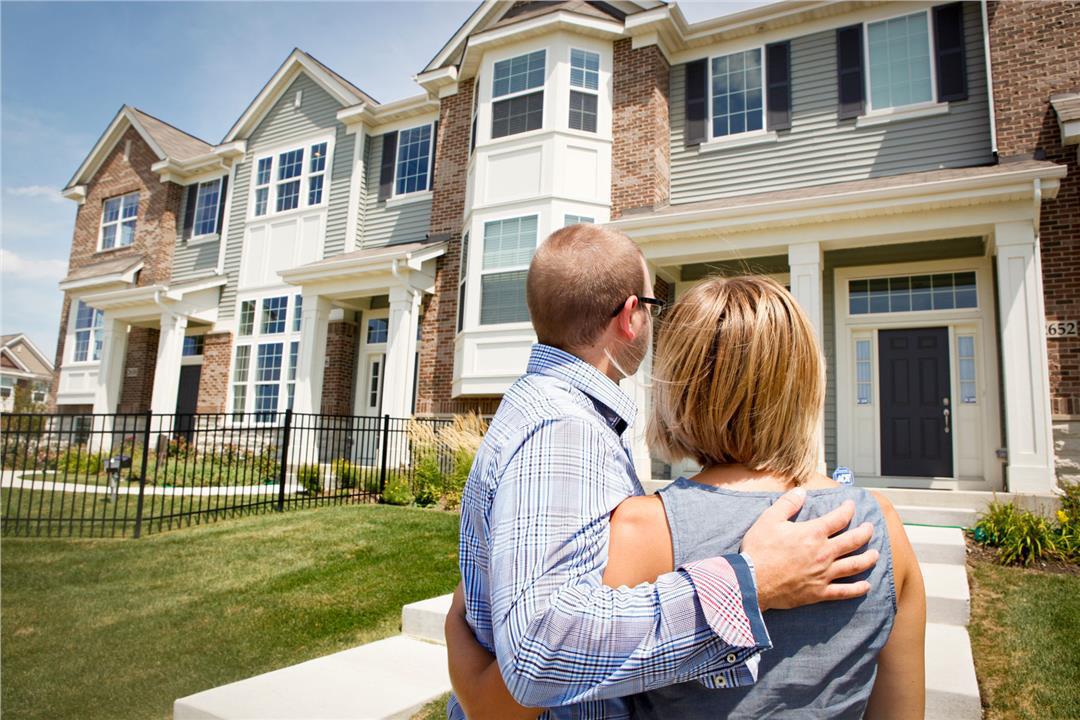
[320,320,359,416]
[117,327,159,413]
[987,1,1080,416]
[196,332,233,414]
[611,39,671,219]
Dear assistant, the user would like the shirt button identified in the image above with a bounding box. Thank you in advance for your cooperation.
[727,653,738,663]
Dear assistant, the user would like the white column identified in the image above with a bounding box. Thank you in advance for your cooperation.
[994,221,1055,493]
[382,285,421,418]
[292,293,332,415]
[788,242,827,474]
[622,338,654,485]
[149,312,188,417]
[92,314,129,415]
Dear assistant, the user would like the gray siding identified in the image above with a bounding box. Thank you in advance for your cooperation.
[669,2,992,204]
[171,185,221,282]
[220,73,353,319]
[359,131,432,248]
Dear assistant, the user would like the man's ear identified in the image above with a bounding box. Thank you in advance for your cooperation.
[614,296,638,339]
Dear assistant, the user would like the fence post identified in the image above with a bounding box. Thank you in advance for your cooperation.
[277,408,293,512]
[379,414,391,494]
[133,410,152,539]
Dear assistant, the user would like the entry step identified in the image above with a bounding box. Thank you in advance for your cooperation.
[925,622,982,719]
[402,593,452,645]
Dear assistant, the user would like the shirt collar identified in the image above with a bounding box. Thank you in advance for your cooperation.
[526,343,638,434]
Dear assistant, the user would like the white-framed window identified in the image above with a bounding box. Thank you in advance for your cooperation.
[394,124,434,196]
[232,294,303,421]
[848,272,976,315]
[457,233,469,333]
[0,377,13,400]
[31,382,47,404]
[366,318,389,344]
[710,48,764,138]
[564,214,594,226]
[855,338,873,405]
[192,178,223,237]
[492,50,545,139]
[480,216,537,325]
[251,138,332,218]
[957,335,977,404]
[182,335,205,357]
[569,48,599,133]
[72,300,104,362]
[865,10,934,110]
[99,191,139,250]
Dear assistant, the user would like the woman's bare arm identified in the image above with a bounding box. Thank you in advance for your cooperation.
[864,492,926,720]
[603,495,674,588]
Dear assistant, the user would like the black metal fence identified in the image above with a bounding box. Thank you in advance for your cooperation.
[0,410,455,538]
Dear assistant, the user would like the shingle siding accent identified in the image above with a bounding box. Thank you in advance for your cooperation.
[611,39,671,218]
[668,2,992,204]
[360,133,433,247]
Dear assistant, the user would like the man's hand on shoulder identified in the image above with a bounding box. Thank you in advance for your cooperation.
[741,488,878,611]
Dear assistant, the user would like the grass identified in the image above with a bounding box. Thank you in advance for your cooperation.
[968,553,1080,719]
[1,503,461,720]
[413,692,452,719]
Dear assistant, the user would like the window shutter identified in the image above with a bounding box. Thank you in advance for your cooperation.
[182,184,197,240]
[378,131,398,201]
[428,121,438,191]
[766,41,792,131]
[933,2,968,102]
[684,58,708,146]
[215,176,229,236]
[836,25,865,120]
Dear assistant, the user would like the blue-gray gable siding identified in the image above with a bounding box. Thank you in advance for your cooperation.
[359,131,432,248]
[669,2,992,205]
[171,186,221,282]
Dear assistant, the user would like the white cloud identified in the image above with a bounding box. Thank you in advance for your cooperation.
[6,185,64,202]
[0,248,67,281]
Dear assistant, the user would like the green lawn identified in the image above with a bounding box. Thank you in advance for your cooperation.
[968,555,1080,719]
[1,503,460,720]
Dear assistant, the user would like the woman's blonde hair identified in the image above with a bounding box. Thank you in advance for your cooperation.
[648,275,825,486]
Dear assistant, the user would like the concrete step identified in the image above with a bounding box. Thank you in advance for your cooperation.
[402,593,452,645]
[173,635,450,720]
[904,525,968,566]
[895,504,978,528]
[921,561,971,626]
[925,622,982,719]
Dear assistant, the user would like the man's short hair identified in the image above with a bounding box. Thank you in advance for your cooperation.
[526,224,645,351]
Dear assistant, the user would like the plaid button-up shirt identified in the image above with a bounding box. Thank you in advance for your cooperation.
[448,345,770,719]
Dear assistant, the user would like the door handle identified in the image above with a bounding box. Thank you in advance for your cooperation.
[943,407,951,434]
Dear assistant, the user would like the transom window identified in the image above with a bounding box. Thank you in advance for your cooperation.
[480,216,537,325]
[395,124,433,196]
[193,179,222,237]
[569,48,600,133]
[866,11,933,110]
[366,318,388,344]
[73,301,104,362]
[848,272,977,315]
[492,50,545,139]
[252,139,331,218]
[711,49,763,138]
[100,192,139,250]
[182,335,205,357]
[232,295,303,420]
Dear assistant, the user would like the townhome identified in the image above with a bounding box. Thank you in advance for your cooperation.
[1,334,53,412]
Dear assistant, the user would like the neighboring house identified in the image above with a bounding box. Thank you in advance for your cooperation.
[1,334,53,412]
[50,0,1075,498]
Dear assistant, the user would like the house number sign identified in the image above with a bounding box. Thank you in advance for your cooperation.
[1046,320,1078,338]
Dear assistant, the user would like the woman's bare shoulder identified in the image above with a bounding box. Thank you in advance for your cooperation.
[605,495,673,587]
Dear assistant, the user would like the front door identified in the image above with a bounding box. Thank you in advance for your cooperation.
[878,327,952,477]
[174,365,202,442]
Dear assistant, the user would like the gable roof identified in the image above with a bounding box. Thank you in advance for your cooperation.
[0,334,54,376]
[64,106,212,192]
[222,49,379,143]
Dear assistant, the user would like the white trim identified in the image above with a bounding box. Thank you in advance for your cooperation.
[698,129,778,152]
[385,190,433,208]
[248,133,335,222]
[862,8,938,114]
[706,45,768,143]
[856,100,949,128]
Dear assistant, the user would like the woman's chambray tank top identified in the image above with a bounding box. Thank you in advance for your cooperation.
[628,477,896,720]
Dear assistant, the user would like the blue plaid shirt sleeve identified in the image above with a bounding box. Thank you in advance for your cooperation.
[487,417,771,708]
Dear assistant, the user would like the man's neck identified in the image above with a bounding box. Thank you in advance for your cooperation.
[561,343,623,384]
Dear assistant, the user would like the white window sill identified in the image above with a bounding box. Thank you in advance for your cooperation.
[385,190,433,208]
[248,203,328,224]
[95,244,135,255]
[698,131,779,154]
[186,233,220,246]
[857,102,949,128]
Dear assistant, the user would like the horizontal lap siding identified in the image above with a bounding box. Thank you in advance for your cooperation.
[360,134,432,247]
[669,2,992,205]
[171,195,220,281]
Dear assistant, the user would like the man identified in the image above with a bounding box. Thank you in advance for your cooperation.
[446,224,877,719]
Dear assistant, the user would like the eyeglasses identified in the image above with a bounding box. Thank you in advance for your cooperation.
[610,295,666,318]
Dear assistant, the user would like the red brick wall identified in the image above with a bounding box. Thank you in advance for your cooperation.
[117,327,159,413]
[611,39,671,219]
[988,1,1080,416]
[196,332,233,414]
[320,320,358,416]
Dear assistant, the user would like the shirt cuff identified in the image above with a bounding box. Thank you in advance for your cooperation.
[680,554,771,652]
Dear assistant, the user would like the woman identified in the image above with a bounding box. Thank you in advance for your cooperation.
[447,276,925,719]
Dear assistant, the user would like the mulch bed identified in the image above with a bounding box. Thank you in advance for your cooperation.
[964,533,1080,576]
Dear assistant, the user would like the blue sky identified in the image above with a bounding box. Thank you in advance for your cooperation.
[0,0,763,358]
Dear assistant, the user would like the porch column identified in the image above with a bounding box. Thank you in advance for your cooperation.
[382,285,421,418]
[622,339,653,485]
[92,314,129,415]
[788,242,826,473]
[149,312,188,417]
[292,293,332,415]
[994,221,1055,493]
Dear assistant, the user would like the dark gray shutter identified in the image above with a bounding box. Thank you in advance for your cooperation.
[182,184,197,240]
[428,121,438,191]
[766,41,792,131]
[378,131,398,201]
[684,58,708,146]
[836,25,865,120]
[215,176,228,236]
[933,2,968,102]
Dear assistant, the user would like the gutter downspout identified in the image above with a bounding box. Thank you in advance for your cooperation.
[981,0,999,160]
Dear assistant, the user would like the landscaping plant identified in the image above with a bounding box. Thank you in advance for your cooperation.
[297,464,322,495]
[972,491,1079,567]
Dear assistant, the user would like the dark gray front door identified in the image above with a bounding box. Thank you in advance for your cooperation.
[878,327,953,478]
[175,365,202,441]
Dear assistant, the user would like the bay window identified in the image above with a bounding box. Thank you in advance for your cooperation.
[100,192,139,250]
[72,301,104,362]
[711,48,764,138]
[569,48,599,133]
[231,294,303,420]
[866,11,933,110]
[480,216,537,325]
[252,139,331,218]
[492,50,545,139]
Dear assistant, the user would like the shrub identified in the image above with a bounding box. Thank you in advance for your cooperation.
[405,413,486,510]
[973,501,1058,567]
[297,464,322,495]
[380,473,414,506]
[55,447,104,476]
[1055,482,1080,562]
[331,459,359,490]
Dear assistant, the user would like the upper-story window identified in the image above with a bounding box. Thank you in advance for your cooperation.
[252,139,331,218]
[711,48,764,138]
[192,179,222,237]
[569,49,599,133]
[480,216,537,325]
[72,300,104,362]
[395,124,433,196]
[492,50,545,139]
[100,192,139,250]
[866,11,933,110]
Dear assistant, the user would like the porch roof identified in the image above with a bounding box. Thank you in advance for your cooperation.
[59,255,144,291]
[278,240,447,287]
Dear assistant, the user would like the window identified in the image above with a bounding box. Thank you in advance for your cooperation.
[182,335,205,357]
[276,148,303,212]
[848,272,976,315]
[254,157,272,216]
[193,179,222,236]
[492,50,545,138]
[100,192,139,249]
[293,294,303,333]
[308,142,327,205]
[32,382,47,404]
[481,216,537,325]
[564,214,594,226]
[711,49,764,138]
[368,357,382,409]
[239,300,256,336]
[73,301,104,362]
[366,318,388,344]
[569,49,599,133]
[457,233,469,333]
[958,335,977,404]
[287,341,299,410]
[855,339,872,405]
[395,125,433,195]
[254,343,283,421]
[261,296,288,334]
[0,377,13,399]
[231,346,250,419]
[866,11,933,110]
[252,139,331,218]
[232,295,301,419]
